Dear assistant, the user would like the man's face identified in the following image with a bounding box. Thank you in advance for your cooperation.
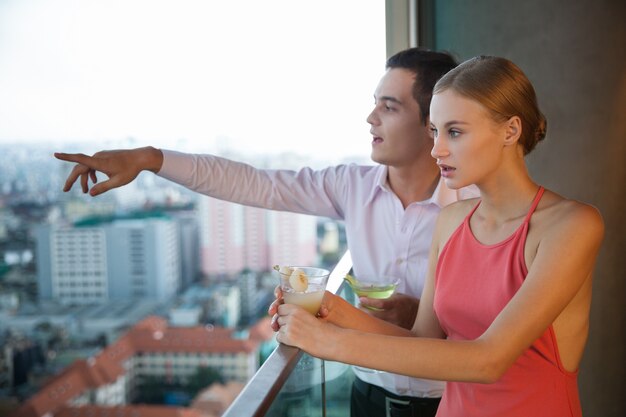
[367,68,433,168]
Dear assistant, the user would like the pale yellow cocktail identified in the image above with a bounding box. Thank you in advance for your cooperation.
[276,266,330,315]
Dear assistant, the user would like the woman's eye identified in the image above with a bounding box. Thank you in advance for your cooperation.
[430,127,438,137]
[449,129,460,138]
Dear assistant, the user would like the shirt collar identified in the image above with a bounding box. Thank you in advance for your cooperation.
[364,165,390,206]
[364,166,463,208]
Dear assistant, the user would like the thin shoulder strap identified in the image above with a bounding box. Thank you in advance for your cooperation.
[523,186,545,223]
[466,198,482,222]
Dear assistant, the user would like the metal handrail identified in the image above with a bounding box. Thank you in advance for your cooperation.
[223,250,353,417]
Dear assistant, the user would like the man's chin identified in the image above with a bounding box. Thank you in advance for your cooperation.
[370,150,385,165]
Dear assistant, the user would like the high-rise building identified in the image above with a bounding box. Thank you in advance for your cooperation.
[106,218,180,301]
[242,205,270,271]
[36,226,108,304]
[36,215,182,304]
[237,271,263,326]
[198,197,244,275]
[198,197,317,276]
[267,209,318,268]
[174,211,201,289]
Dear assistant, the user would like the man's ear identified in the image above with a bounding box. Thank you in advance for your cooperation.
[503,116,522,147]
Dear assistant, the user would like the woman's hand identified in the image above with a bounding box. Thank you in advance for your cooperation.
[268,287,338,355]
[268,285,284,332]
[269,289,336,332]
[275,303,338,356]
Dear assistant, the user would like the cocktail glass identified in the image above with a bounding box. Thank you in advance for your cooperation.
[344,274,400,310]
[277,266,330,315]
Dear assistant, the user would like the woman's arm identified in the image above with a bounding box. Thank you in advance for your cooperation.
[408,209,453,339]
[269,289,415,337]
[324,203,468,339]
[277,303,490,382]
[320,291,415,337]
[277,200,604,383]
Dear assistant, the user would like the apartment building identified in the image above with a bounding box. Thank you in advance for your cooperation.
[36,215,182,304]
[198,196,317,276]
[37,226,109,304]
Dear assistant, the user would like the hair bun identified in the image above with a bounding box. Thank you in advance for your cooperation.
[535,114,547,143]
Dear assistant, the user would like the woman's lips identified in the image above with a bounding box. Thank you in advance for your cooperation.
[438,164,456,177]
[372,136,383,145]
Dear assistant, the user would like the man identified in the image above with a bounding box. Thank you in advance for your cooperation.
[55,47,477,417]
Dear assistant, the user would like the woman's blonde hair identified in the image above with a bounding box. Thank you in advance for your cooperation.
[433,56,547,155]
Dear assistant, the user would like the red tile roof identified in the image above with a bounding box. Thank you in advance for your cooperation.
[248,317,274,341]
[10,316,273,417]
[55,404,203,417]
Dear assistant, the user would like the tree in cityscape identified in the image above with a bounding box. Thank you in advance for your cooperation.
[135,366,224,405]
[186,366,224,395]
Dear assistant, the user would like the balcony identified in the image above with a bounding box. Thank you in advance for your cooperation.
[223,250,355,417]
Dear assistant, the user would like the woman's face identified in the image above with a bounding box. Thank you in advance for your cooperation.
[429,89,509,189]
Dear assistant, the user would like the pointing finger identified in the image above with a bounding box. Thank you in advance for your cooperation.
[54,152,102,170]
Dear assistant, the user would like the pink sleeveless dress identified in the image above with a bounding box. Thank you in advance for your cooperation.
[433,187,583,417]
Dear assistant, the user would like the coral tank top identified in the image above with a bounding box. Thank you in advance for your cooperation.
[433,187,582,417]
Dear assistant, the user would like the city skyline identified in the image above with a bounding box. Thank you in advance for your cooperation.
[0,3,376,412]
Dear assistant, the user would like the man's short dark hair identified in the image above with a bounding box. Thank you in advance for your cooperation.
[386,48,458,124]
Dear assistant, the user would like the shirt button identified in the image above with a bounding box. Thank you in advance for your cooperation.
[396,258,403,265]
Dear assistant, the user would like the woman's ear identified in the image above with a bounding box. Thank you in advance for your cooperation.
[503,116,522,147]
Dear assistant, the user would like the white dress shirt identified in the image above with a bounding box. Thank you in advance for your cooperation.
[158,149,478,397]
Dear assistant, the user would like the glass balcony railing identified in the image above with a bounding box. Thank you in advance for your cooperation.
[223,251,354,417]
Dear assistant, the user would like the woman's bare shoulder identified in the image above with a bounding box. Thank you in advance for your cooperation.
[536,190,604,241]
[434,198,481,247]
[440,198,480,221]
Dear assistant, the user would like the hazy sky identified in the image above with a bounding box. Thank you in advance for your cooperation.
[0,0,386,161]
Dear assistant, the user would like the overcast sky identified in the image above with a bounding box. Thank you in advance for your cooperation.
[0,0,385,161]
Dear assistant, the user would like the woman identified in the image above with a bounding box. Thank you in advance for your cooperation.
[270,56,604,416]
